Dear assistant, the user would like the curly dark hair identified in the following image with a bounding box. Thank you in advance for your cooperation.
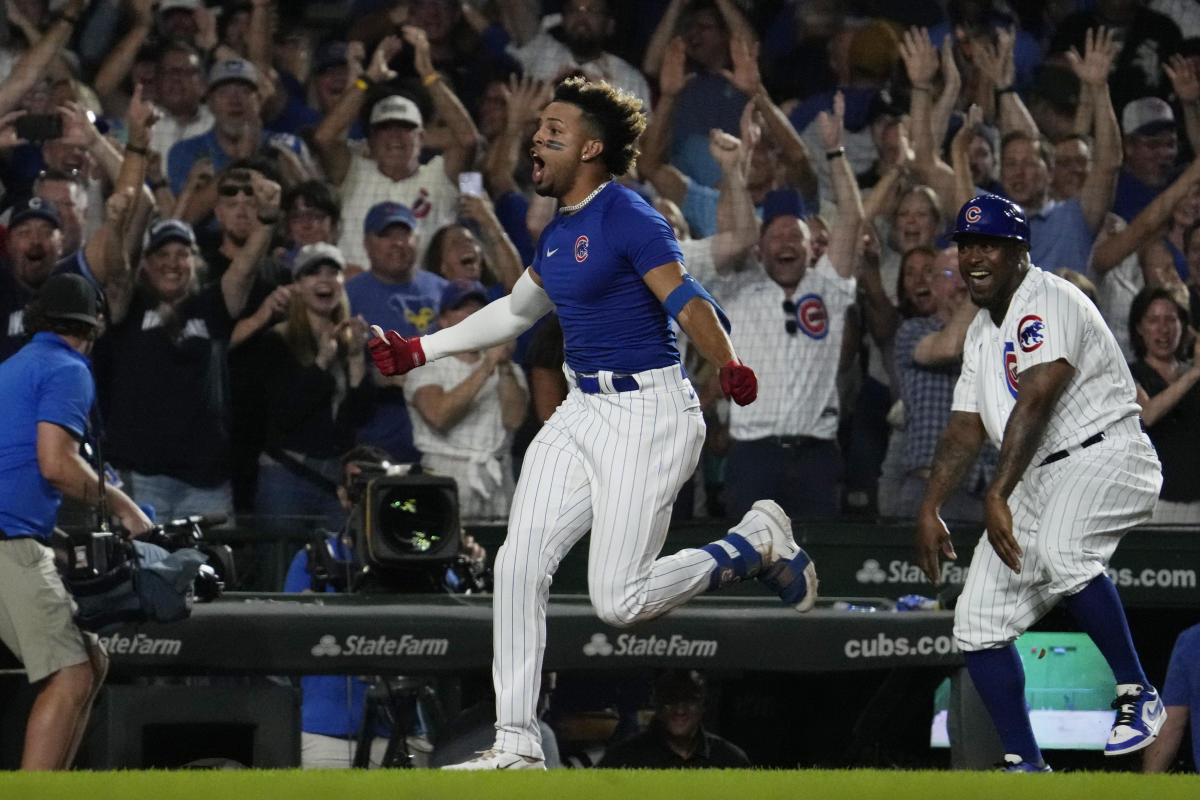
[553,76,645,177]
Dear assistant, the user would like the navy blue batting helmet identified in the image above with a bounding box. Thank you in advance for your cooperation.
[952,193,1030,246]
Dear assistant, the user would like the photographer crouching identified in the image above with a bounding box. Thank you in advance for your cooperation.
[0,275,153,770]
[284,444,487,768]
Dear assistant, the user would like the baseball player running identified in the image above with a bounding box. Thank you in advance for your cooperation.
[915,194,1166,772]
[367,77,817,770]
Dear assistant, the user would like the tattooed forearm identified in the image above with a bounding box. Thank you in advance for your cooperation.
[922,411,985,512]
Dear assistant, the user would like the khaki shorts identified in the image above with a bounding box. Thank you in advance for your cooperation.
[0,538,95,683]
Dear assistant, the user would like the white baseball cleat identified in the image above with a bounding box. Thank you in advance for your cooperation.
[441,748,547,770]
[751,499,818,612]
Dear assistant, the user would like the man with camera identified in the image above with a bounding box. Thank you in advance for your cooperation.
[284,444,486,768]
[0,274,152,770]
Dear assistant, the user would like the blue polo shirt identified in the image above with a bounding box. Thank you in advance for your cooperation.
[0,333,93,539]
[1163,623,1200,770]
[165,128,308,195]
[1027,197,1095,274]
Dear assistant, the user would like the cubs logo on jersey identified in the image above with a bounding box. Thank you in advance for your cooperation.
[1018,315,1045,352]
[795,294,828,340]
[1004,341,1019,399]
[575,235,589,262]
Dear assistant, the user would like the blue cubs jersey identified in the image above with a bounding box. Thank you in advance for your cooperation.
[532,184,684,374]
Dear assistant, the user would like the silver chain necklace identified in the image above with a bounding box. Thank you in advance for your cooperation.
[559,179,611,214]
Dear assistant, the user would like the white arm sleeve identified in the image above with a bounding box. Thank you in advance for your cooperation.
[421,269,554,361]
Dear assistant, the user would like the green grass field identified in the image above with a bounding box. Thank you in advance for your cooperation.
[6,768,1199,800]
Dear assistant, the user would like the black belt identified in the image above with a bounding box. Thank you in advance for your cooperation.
[1039,431,1105,467]
[768,435,827,449]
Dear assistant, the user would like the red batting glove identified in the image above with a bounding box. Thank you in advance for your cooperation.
[367,327,426,376]
[719,360,757,406]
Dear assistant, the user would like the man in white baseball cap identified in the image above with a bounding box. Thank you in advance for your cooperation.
[311,31,479,271]
[1113,96,1183,222]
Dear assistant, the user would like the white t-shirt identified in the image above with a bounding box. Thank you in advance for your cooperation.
[337,151,460,269]
[953,266,1141,461]
[723,254,857,440]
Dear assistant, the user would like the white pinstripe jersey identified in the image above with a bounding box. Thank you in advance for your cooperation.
[952,266,1141,463]
[723,255,857,440]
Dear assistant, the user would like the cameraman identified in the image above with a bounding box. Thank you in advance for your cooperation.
[0,275,152,770]
[283,444,486,768]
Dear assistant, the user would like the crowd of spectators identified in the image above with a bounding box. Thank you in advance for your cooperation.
[5,0,1200,541]
[8,0,1200,772]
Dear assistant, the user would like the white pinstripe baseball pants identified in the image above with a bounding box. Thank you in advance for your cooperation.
[490,365,726,759]
[954,419,1162,651]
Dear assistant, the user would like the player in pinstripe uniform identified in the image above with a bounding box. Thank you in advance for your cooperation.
[367,77,818,770]
[915,194,1166,772]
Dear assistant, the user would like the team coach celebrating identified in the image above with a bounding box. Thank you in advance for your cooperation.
[0,274,152,770]
[915,194,1165,772]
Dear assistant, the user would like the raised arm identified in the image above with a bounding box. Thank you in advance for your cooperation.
[1138,336,1200,426]
[914,296,977,365]
[746,45,816,203]
[1069,27,1122,233]
[709,118,758,273]
[974,27,1037,139]
[221,172,280,318]
[639,36,689,205]
[312,35,402,185]
[494,0,541,47]
[403,25,479,180]
[0,0,86,114]
[820,92,865,279]
[1165,54,1200,156]
[459,193,523,292]
[900,28,958,215]
[949,105,985,213]
[92,0,154,112]
[483,74,550,197]
[1092,157,1200,272]
[642,0,689,79]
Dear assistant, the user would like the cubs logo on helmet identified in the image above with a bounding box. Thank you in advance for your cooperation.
[575,235,589,262]
[1018,315,1045,352]
[964,205,982,223]
[1004,341,1019,399]
[796,294,828,340]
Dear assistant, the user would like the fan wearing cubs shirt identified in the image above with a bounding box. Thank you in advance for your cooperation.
[915,194,1166,773]
[719,91,864,523]
[367,76,818,771]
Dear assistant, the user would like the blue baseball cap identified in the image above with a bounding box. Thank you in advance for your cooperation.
[10,195,62,230]
[313,40,349,75]
[145,218,197,253]
[761,188,808,228]
[440,279,488,311]
[364,201,417,236]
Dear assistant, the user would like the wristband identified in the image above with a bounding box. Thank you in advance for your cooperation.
[148,179,167,191]
[995,85,1017,96]
[825,147,845,161]
[911,85,933,92]
[125,143,149,156]
[355,76,372,91]
[423,72,441,87]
